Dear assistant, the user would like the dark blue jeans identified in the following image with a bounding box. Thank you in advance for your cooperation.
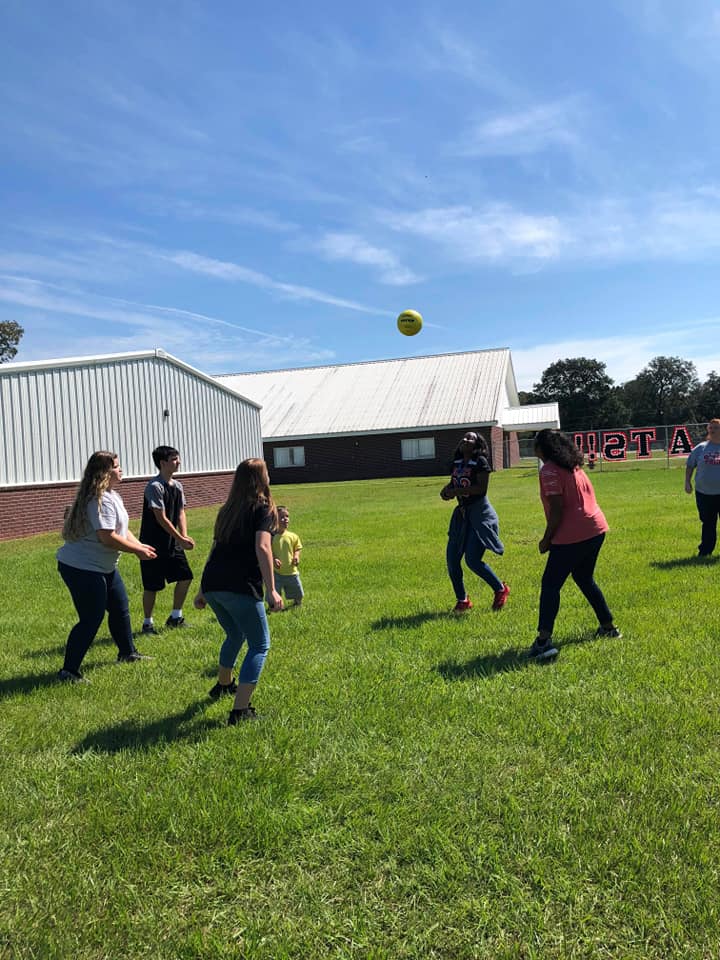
[538,533,613,635]
[695,491,720,555]
[446,506,503,599]
[58,562,136,674]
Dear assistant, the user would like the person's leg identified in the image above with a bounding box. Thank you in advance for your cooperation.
[446,508,468,601]
[695,491,718,555]
[172,578,192,611]
[205,592,247,678]
[569,534,614,627]
[464,534,503,593]
[142,590,157,619]
[58,563,108,675]
[106,570,137,657]
[230,594,270,712]
[537,545,574,638]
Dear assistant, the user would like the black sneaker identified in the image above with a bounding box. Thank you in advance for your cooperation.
[58,668,89,684]
[595,625,622,639]
[526,637,559,660]
[208,678,238,700]
[117,651,154,663]
[141,623,159,635]
[227,705,257,725]
[165,616,187,629]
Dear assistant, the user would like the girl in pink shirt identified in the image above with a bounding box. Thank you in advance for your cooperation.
[528,430,621,661]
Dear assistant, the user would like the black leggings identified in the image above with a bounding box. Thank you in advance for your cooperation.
[538,533,613,634]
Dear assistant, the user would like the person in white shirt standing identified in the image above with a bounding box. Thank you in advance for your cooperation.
[56,451,157,683]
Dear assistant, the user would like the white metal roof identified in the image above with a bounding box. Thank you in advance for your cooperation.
[501,403,561,431]
[218,349,557,440]
[0,348,261,409]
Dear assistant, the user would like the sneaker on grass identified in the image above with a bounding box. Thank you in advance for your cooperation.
[492,582,510,611]
[141,623,159,636]
[57,668,89,684]
[227,705,257,725]
[526,637,559,660]
[208,678,238,700]
[595,625,622,639]
[117,652,154,663]
[453,597,473,613]
[165,615,187,629]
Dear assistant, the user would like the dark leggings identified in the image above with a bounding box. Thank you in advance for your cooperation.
[538,533,613,635]
[58,562,136,673]
[696,491,720,555]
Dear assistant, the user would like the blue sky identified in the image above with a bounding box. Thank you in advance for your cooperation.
[2,0,720,390]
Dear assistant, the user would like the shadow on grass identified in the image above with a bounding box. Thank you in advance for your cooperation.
[437,633,604,681]
[0,671,65,699]
[650,555,719,570]
[71,699,217,755]
[23,635,117,660]
[371,611,456,630]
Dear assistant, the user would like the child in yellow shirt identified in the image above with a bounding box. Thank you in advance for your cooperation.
[272,505,304,607]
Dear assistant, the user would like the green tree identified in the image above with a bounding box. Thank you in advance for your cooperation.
[622,356,699,425]
[695,371,720,421]
[0,321,24,362]
[532,357,615,430]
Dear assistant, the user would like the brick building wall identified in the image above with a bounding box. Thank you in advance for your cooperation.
[0,472,235,542]
[265,426,517,485]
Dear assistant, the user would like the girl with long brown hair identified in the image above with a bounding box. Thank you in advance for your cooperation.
[195,458,283,723]
[56,451,157,681]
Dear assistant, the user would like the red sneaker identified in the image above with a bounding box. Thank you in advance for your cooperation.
[492,582,510,611]
[453,597,473,613]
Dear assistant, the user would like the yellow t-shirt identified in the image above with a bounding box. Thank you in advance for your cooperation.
[272,529,302,575]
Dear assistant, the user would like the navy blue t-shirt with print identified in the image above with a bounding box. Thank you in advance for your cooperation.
[449,454,491,505]
[201,504,275,599]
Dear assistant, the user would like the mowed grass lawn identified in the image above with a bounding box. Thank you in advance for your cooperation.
[1,466,719,959]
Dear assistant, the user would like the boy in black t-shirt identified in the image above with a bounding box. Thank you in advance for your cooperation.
[139,445,195,633]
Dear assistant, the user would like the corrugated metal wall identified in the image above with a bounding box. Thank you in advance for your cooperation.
[0,355,262,486]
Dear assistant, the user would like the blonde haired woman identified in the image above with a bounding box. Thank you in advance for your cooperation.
[195,459,283,724]
[57,451,157,682]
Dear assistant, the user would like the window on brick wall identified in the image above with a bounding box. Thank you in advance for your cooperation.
[401,437,435,460]
[274,446,306,468]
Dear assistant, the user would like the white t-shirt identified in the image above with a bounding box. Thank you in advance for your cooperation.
[57,489,129,573]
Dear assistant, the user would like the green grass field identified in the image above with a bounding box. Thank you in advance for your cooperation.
[1,467,719,959]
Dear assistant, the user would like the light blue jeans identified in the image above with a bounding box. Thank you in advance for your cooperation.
[204,590,270,683]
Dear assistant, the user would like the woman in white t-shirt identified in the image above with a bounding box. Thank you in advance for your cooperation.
[56,451,157,682]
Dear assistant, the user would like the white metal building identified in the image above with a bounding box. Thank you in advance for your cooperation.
[0,349,262,487]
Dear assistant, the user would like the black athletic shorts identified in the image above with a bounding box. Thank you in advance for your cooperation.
[140,554,194,592]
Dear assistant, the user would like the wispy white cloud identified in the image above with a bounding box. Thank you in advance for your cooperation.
[381,204,567,262]
[452,98,583,158]
[313,232,421,285]
[510,321,720,390]
[155,248,388,314]
[0,275,336,371]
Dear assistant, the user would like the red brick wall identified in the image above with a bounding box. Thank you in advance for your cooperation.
[0,472,235,542]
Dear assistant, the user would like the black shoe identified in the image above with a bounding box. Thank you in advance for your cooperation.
[526,637,559,660]
[117,651,154,663]
[58,668,89,684]
[595,625,622,639]
[208,678,238,700]
[227,705,257,725]
[165,616,187,628]
[141,623,159,635]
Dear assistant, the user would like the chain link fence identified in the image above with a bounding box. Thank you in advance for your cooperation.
[508,423,710,472]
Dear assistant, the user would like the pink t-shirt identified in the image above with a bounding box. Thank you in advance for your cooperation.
[539,462,609,545]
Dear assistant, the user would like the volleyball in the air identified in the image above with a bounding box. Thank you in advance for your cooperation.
[397,309,423,336]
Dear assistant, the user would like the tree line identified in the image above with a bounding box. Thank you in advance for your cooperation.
[519,356,720,430]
